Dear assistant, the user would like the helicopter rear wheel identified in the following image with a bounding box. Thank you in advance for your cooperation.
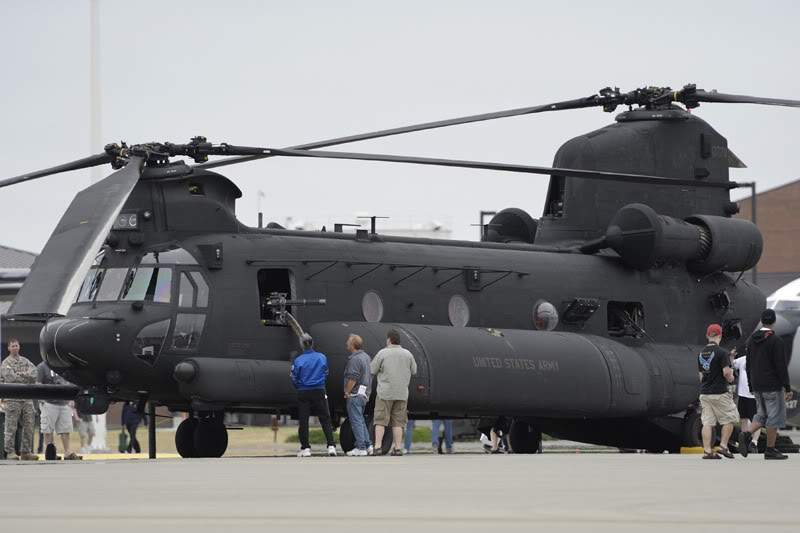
[193,416,228,458]
[339,418,355,453]
[509,419,542,454]
[175,417,199,458]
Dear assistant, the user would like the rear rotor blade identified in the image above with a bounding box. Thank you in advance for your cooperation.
[8,156,145,318]
[694,90,800,108]
[196,95,609,170]
[0,153,112,189]
[269,148,736,190]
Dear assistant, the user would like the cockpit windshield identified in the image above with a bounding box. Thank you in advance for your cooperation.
[121,267,172,303]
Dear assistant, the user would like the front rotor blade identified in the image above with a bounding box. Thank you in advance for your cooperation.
[0,153,112,189]
[8,156,145,318]
[695,90,800,108]
[196,95,605,170]
[270,148,736,190]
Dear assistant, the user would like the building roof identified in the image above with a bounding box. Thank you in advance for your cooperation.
[0,244,37,269]
[735,178,800,200]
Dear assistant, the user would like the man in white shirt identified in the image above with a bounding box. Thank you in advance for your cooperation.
[732,348,761,454]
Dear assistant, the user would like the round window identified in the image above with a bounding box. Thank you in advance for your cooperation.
[532,300,558,331]
[448,295,470,327]
[362,290,384,322]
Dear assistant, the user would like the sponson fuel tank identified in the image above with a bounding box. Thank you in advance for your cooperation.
[311,322,659,418]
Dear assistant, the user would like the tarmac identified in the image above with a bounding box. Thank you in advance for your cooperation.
[2,450,799,532]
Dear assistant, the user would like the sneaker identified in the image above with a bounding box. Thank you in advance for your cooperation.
[445,447,454,455]
[297,448,311,457]
[20,453,39,461]
[738,431,751,458]
[366,445,374,456]
[748,442,758,454]
[346,448,367,456]
[6,452,20,460]
[717,448,735,459]
[764,447,788,460]
[327,445,337,457]
[403,448,410,455]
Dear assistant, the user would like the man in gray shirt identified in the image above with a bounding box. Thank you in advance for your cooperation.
[370,328,417,456]
[343,334,373,456]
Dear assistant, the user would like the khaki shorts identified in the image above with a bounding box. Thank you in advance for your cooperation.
[700,393,739,426]
[373,398,408,427]
[40,402,73,435]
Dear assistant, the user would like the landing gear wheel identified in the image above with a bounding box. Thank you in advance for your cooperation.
[339,418,355,453]
[509,420,542,454]
[682,411,716,448]
[175,417,199,458]
[194,417,228,458]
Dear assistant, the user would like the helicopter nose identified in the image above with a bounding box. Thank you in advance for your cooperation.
[40,318,95,368]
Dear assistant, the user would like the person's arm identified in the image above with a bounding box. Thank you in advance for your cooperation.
[344,379,357,398]
[370,352,383,375]
[698,372,703,382]
[721,349,734,384]
[23,360,36,383]
[290,360,301,388]
[773,339,792,397]
[343,358,359,398]
[745,345,753,393]
[410,353,417,376]
[35,364,43,385]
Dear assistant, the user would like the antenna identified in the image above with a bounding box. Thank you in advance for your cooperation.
[357,216,389,235]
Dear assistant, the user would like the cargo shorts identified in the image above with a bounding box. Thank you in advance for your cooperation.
[753,391,787,429]
[699,392,739,426]
[373,397,408,428]
[40,402,73,435]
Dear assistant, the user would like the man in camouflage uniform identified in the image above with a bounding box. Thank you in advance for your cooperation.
[1,339,39,460]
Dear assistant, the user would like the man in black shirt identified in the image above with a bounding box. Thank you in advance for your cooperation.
[697,324,738,459]
[738,309,792,460]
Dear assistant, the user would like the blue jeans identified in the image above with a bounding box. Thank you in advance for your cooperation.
[432,420,453,450]
[404,420,415,451]
[346,395,372,450]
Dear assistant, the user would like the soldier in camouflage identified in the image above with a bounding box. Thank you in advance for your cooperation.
[1,339,39,460]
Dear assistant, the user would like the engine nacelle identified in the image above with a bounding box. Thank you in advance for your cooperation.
[604,203,762,273]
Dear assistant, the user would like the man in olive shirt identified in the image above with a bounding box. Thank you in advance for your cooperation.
[370,329,417,456]
[697,324,738,459]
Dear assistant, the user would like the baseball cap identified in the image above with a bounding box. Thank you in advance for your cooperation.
[706,324,722,337]
[761,308,777,324]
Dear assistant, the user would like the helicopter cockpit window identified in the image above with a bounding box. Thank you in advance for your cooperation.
[178,273,194,307]
[608,301,645,338]
[132,319,171,366]
[191,272,209,307]
[141,247,198,265]
[170,314,206,351]
[96,268,129,301]
[120,267,172,303]
[76,268,104,303]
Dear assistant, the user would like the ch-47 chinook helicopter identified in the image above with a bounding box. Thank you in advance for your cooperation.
[1,83,796,457]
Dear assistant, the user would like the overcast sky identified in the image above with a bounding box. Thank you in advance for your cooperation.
[2,0,800,253]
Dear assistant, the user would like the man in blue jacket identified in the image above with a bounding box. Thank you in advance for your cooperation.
[291,334,337,457]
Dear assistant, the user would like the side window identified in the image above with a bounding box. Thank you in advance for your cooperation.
[171,314,206,351]
[178,273,194,307]
[190,272,209,307]
[608,301,645,338]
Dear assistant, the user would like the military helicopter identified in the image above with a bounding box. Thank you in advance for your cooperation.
[1,83,796,457]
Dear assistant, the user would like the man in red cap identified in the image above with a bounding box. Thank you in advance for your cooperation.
[697,324,738,459]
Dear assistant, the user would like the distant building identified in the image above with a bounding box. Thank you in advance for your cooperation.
[734,179,800,296]
[0,244,41,364]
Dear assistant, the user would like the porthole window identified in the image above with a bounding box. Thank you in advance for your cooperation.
[448,295,470,327]
[533,300,559,331]
[362,290,384,323]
